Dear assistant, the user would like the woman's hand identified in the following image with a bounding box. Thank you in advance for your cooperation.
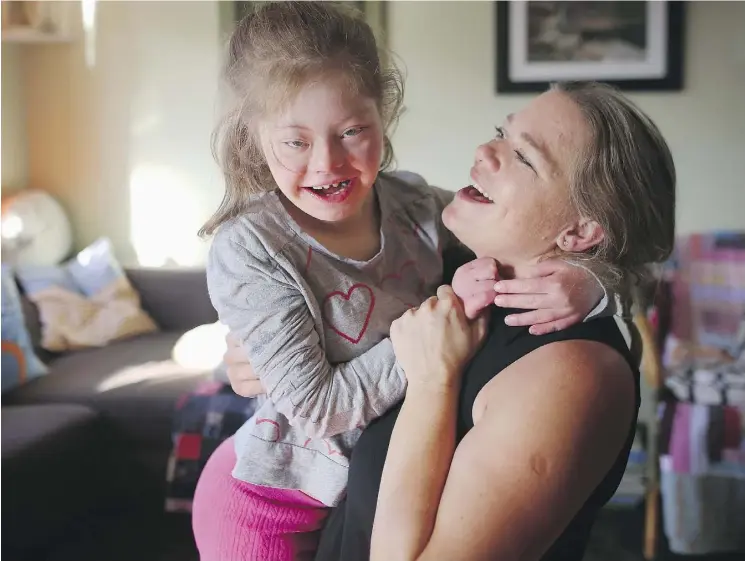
[493,260,605,335]
[391,285,487,392]
[223,332,266,397]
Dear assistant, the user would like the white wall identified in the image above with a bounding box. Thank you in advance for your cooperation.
[2,45,28,193]
[11,1,744,266]
[388,1,745,235]
[22,1,224,266]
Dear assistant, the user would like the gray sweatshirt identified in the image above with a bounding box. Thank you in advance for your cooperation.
[207,171,453,506]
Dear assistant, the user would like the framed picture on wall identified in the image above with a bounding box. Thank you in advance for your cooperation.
[496,1,685,93]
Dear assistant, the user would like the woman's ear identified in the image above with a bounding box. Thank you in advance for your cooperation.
[557,218,604,252]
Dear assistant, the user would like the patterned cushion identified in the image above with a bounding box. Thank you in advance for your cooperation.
[1,265,47,392]
[165,381,257,512]
[14,238,158,351]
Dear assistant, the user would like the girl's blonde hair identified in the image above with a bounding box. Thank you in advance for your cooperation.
[200,1,404,237]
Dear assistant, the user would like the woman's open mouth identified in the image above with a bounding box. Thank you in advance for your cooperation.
[302,178,356,203]
[457,184,494,204]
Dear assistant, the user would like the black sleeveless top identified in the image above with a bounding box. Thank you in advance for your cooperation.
[315,306,640,561]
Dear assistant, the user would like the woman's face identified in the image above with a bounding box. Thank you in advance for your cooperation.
[442,90,594,266]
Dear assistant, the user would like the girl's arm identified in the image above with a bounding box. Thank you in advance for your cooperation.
[372,293,635,561]
[208,227,405,440]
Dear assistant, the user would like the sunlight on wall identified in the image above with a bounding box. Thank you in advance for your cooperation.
[82,0,97,67]
[171,322,228,370]
[129,164,205,267]
[96,323,227,393]
[96,360,203,392]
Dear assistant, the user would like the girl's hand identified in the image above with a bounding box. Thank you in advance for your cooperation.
[391,286,487,392]
[451,257,499,320]
[493,260,604,335]
[224,332,266,397]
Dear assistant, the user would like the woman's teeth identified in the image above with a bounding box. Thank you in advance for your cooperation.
[473,183,494,202]
[310,180,351,190]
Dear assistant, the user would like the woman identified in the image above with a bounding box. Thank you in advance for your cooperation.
[224,81,676,561]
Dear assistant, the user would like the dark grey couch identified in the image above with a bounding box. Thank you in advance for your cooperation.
[2,267,217,559]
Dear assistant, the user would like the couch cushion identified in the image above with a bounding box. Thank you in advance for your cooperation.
[3,332,212,450]
[2,403,98,460]
[126,267,217,332]
[2,404,111,556]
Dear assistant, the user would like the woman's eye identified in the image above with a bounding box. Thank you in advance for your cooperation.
[494,126,506,140]
[342,127,364,138]
[515,150,535,172]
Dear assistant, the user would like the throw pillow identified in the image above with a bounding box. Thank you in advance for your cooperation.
[15,238,158,352]
[1,265,48,392]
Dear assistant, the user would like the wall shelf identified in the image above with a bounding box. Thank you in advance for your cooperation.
[1,1,74,44]
[2,28,72,44]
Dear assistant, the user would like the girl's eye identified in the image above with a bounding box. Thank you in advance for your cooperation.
[342,127,365,138]
[284,140,308,149]
[494,126,506,140]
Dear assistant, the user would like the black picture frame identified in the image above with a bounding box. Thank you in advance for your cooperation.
[496,1,685,93]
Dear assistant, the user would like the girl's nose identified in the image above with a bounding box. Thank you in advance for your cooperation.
[310,140,345,172]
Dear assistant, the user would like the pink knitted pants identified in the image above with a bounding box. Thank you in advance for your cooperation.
[192,437,329,561]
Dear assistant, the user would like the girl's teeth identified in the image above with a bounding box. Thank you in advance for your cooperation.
[311,180,351,190]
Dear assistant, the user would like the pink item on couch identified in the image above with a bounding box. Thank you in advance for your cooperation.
[192,436,329,561]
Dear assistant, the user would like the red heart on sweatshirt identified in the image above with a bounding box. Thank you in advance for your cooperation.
[322,283,375,344]
[381,260,424,298]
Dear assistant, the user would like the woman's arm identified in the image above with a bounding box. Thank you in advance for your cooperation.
[371,385,460,561]
[372,335,635,561]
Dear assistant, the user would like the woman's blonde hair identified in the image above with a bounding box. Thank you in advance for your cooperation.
[553,81,676,305]
[199,1,404,237]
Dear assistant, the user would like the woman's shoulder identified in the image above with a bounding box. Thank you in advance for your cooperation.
[460,309,638,428]
[494,306,635,367]
[487,308,634,370]
[449,314,638,561]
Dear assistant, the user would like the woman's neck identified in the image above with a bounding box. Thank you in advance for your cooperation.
[474,242,562,280]
[491,256,550,280]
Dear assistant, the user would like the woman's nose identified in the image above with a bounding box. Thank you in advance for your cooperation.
[475,143,500,173]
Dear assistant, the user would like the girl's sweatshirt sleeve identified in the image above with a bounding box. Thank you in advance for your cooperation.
[207,223,407,439]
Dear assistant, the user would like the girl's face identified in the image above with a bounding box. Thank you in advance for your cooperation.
[259,74,384,225]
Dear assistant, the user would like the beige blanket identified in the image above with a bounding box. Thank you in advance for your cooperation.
[27,276,158,351]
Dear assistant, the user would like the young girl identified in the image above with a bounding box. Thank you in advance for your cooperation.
[192,3,607,560]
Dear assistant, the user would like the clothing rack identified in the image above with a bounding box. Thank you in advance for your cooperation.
[635,312,664,560]
[603,312,662,558]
